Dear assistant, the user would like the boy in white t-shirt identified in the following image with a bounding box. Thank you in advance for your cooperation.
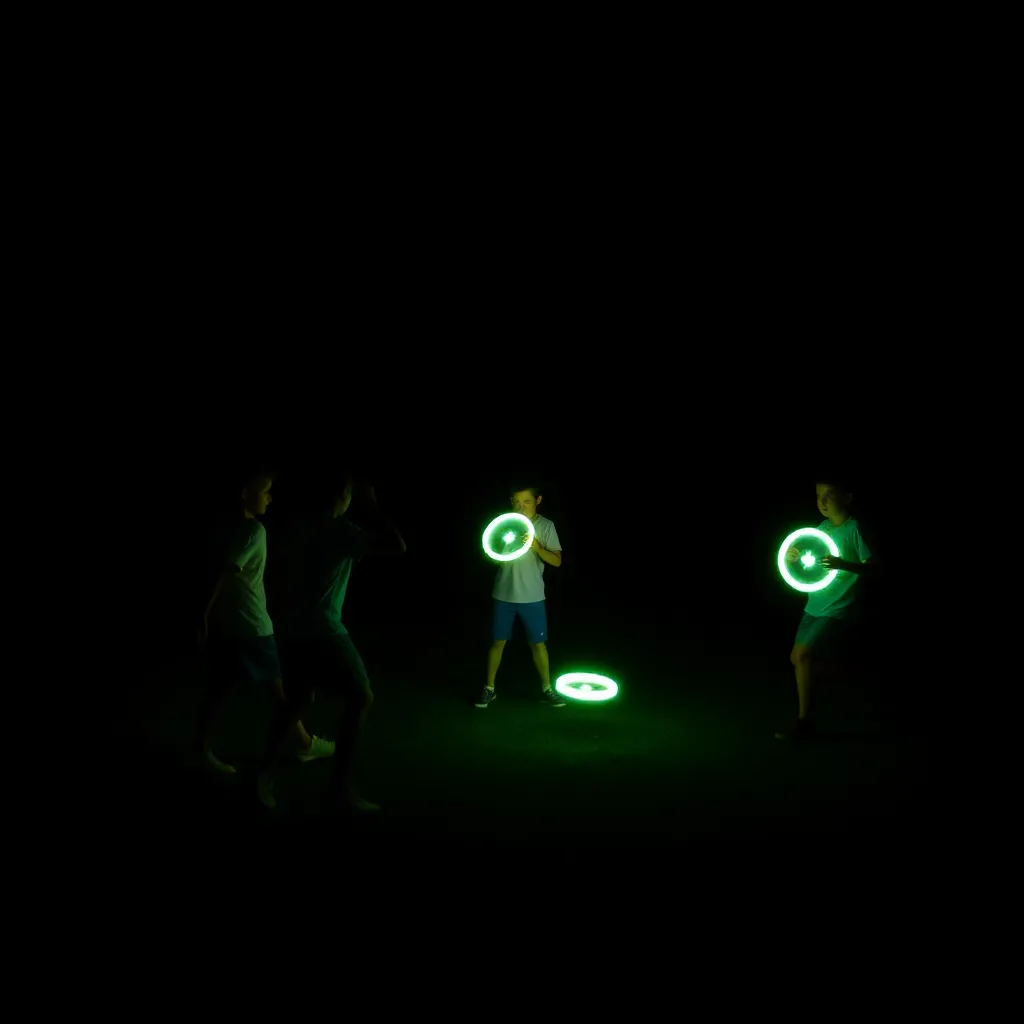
[197,467,328,775]
[476,485,564,708]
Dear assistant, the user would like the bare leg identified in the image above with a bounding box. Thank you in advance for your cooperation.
[198,672,235,773]
[791,644,813,720]
[273,677,312,749]
[257,692,306,809]
[530,641,551,690]
[486,640,506,689]
[333,688,377,811]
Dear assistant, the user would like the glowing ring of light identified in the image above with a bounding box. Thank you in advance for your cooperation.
[777,527,841,593]
[554,672,619,702]
[482,512,536,562]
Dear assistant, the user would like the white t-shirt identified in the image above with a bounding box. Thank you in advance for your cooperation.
[208,518,274,638]
[492,514,562,604]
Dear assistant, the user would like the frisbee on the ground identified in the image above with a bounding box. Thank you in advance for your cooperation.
[482,512,535,562]
[554,672,619,702]
[777,527,840,592]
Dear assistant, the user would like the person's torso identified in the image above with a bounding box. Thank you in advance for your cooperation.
[276,519,358,638]
[492,515,556,604]
[209,519,274,637]
[804,517,866,619]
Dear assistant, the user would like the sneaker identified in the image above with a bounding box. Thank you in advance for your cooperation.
[774,719,815,741]
[339,792,381,813]
[297,735,336,763]
[474,687,496,708]
[540,687,566,707]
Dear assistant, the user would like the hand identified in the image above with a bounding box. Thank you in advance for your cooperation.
[530,535,541,552]
[786,546,800,564]
[820,555,848,571]
[354,480,377,506]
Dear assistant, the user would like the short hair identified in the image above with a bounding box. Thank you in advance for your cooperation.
[816,473,854,497]
[509,484,541,498]
[312,468,354,511]
[240,462,275,491]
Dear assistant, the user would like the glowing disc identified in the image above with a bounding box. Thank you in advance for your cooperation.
[482,512,535,562]
[777,527,841,593]
[554,672,619,702]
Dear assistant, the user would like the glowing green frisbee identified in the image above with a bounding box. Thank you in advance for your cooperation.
[483,512,535,562]
[555,672,619,702]
[777,527,840,593]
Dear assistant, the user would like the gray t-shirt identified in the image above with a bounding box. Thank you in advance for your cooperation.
[492,514,562,604]
[208,518,274,638]
[804,517,873,620]
[274,517,372,639]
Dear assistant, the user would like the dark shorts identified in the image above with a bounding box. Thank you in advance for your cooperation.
[794,613,850,660]
[278,632,371,706]
[492,599,548,644]
[206,634,281,685]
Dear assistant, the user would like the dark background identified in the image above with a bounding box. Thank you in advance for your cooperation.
[104,386,926,866]
[130,385,901,679]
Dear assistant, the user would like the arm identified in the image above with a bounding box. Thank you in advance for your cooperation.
[824,523,878,577]
[204,566,240,618]
[824,556,879,577]
[532,537,562,567]
[352,483,406,555]
[362,507,407,555]
[841,557,878,577]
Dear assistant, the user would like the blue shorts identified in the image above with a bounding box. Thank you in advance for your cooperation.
[278,632,371,704]
[794,613,849,659]
[492,599,548,644]
[206,634,281,685]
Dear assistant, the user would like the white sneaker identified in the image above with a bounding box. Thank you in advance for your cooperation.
[297,735,336,763]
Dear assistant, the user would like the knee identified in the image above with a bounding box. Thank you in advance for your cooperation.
[530,641,546,652]
[790,645,812,666]
[491,640,506,651]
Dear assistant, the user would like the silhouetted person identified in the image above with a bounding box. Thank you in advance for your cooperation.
[776,476,879,740]
[256,473,405,811]
[476,484,564,708]
[198,466,332,774]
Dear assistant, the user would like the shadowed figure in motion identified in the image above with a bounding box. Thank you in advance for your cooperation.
[256,472,405,812]
[776,475,881,741]
[197,465,330,775]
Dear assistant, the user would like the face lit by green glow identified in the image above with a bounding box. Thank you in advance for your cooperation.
[242,476,273,518]
[483,512,535,562]
[817,482,853,523]
[511,489,541,520]
[777,528,840,592]
[554,672,619,702]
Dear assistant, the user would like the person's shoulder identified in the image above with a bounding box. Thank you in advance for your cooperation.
[537,514,557,530]
[222,516,263,543]
[846,516,878,548]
